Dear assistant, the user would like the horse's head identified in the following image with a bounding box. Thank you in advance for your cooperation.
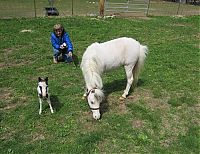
[87,88,104,120]
[37,77,49,99]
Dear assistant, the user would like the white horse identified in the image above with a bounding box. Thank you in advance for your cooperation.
[80,37,148,120]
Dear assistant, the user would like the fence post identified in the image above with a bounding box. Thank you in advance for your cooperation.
[146,0,150,16]
[72,0,74,16]
[99,0,105,17]
[33,0,36,17]
[177,0,181,15]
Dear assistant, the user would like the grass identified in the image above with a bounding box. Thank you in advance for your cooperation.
[0,15,199,153]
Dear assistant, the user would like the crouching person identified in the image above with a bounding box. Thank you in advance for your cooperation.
[51,24,73,63]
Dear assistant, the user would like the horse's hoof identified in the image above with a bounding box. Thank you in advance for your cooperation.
[119,96,126,100]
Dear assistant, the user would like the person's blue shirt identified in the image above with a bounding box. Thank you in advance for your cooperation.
[51,32,73,52]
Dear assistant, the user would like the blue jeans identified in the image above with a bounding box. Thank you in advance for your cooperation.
[53,48,73,63]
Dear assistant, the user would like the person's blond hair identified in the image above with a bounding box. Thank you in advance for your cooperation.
[53,24,64,32]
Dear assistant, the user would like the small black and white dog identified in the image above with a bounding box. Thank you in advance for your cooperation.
[37,77,54,114]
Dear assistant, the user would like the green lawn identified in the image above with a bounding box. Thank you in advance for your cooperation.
[0,15,199,153]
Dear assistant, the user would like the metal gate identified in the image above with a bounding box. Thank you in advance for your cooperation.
[105,0,150,16]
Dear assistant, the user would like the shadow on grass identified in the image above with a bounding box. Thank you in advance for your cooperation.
[100,78,144,117]
[104,78,128,96]
[104,78,144,96]
[50,95,63,112]
[72,54,80,68]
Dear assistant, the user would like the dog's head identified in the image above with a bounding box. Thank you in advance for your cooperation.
[37,77,49,99]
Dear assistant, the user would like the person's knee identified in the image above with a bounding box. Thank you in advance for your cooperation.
[53,49,61,56]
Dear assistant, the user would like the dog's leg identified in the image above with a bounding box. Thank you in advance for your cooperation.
[47,97,54,113]
[39,98,42,114]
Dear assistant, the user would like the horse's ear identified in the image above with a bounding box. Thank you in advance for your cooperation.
[45,77,48,84]
[38,77,42,82]
[45,77,48,81]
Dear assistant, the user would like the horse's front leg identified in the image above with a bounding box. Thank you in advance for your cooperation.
[120,65,134,100]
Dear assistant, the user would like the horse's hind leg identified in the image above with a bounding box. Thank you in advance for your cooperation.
[120,65,134,99]
[47,97,54,113]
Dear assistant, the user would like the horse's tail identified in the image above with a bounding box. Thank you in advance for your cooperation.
[133,45,148,85]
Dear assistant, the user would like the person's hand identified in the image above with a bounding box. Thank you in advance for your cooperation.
[60,44,64,49]
[68,51,72,57]
[60,43,67,49]
[62,43,66,47]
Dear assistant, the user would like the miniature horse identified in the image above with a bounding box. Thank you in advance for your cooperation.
[37,77,54,114]
[81,37,148,120]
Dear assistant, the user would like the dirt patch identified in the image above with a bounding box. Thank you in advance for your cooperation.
[0,130,16,140]
[106,95,128,115]
[194,33,200,39]
[2,45,24,54]
[160,136,177,147]
[132,119,145,129]
[0,88,16,110]
[1,44,34,68]
[0,88,28,111]
[2,103,18,110]
[104,88,170,116]
[158,114,188,147]
[0,58,36,69]
[0,88,13,100]
[78,111,99,132]
[0,63,5,68]
[127,88,170,111]
[25,132,46,144]
[171,23,188,27]
[32,133,45,142]
[118,101,128,114]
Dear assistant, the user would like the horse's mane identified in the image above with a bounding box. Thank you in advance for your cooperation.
[95,88,105,102]
[81,43,103,89]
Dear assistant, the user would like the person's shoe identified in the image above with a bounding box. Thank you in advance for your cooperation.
[53,57,58,64]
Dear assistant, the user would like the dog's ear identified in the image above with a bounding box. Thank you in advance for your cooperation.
[38,77,42,82]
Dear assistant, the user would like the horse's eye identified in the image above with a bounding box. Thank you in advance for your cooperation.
[91,101,94,104]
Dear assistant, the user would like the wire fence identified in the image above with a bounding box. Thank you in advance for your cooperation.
[0,0,199,19]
